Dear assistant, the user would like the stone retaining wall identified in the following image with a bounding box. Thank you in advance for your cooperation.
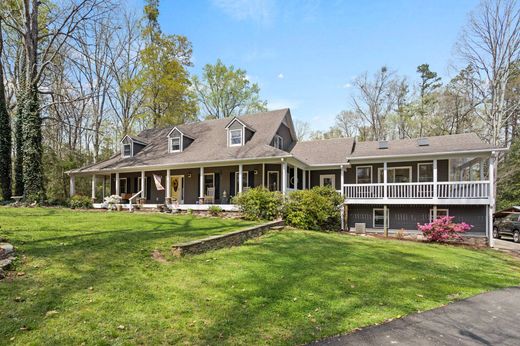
[172,220,284,257]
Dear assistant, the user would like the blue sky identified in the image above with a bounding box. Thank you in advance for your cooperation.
[134,0,480,130]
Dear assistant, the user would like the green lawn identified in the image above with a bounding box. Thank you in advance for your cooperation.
[1,207,520,345]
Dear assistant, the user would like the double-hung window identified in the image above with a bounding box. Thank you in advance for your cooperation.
[230,129,243,146]
[356,166,372,184]
[122,143,131,157]
[170,137,181,152]
[274,135,283,149]
[418,163,434,182]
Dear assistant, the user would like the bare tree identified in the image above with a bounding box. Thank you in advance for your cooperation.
[294,119,311,141]
[335,110,361,137]
[457,0,520,146]
[351,66,399,140]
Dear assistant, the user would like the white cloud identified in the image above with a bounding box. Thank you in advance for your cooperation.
[267,98,301,110]
[277,73,284,79]
[211,0,275,25]
[342,83,352,89]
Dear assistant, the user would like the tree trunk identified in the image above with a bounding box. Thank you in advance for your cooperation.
[0,20,12,200]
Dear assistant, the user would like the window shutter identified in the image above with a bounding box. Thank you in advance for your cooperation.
[134,177,138,193]
[230,172,235,196]
[248,171,254,187]
[215,173,220,201]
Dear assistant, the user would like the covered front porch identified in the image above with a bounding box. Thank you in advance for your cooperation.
[70,158,342,211]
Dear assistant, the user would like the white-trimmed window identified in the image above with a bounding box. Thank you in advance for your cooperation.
[119,178,127,194]
[122,143,132,157]
[267,171,279,191]
[429,208,449,222]
[320,174,335,188]
[356,166,372,184]
[378,167,412,183]
[170,137,181,152]
[229,129,243,146]
[373,208,388,228]
[274,135,284,149]
[418,163,433,182]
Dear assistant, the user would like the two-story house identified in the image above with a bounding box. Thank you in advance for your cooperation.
[69,109,504,244]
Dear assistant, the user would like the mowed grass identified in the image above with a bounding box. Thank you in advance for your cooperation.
[1,207,520,345]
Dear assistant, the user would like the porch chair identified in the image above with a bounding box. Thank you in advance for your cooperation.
[205,187,215,204]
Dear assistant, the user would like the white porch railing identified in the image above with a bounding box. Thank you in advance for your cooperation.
[344,181,490,200]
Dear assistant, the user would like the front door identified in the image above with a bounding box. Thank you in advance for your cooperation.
[171,175,184,203]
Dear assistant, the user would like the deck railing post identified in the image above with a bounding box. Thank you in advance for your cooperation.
[433,159,438,201]
[383,162,388,200]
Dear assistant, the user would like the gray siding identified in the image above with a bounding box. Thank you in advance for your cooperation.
[347,204,486,233]
[271,123,293,151]
[310,170,341,190]
[346,160,449,184]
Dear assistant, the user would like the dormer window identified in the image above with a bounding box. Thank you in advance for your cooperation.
[170,137,181,152]
[122,143,132,157]
[229,129,243,146]
[274,135,283,149]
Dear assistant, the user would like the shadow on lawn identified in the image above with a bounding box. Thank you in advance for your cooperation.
[187,232,519,345]
[0,215,252,341]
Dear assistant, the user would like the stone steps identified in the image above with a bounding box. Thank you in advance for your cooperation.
[0,242,15,279]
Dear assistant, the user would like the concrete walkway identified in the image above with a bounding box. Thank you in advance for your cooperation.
[312,287,520,346]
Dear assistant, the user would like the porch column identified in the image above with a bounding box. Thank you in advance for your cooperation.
[238,164,243,194]
[383,162,388,200]
[281,160,287,195]
[102,176,106,199]
[199,167,204,202]
[141,171,146,198]
[262,163,265,188]
[294,167,298,190]
[166,169,171,201]
[433,159,438,200]
[340,165,345,196]
[115,172,120,196]
[69,175,76,197]
[488,153,496,247]
[91,174,96,202]
[303,170,306,190]
[432,205,438,220]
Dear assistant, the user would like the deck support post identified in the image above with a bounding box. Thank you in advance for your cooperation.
[383,205,388,237]
[91,174,96,203]
[281,160,287,196]
[238,164,243,194]
[69,175,76,197]
[488,153,496,248]
[115,172,120,196]
[199,167,204,204]
[433,205,438,220]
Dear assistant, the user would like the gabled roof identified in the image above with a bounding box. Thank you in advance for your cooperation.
[120,135,149,145]
[224,117,256,132]
[70,109,291,173]
[166,126,195,139]
[290,138,355,165]
[349,133,499,159]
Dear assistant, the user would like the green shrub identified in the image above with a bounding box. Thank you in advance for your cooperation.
[282,186,343,231]
[208,205,223,216]
[69,195,93,209]
[232,187,283,221]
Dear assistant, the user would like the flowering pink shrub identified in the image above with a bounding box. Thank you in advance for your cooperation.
[417,216,472,242]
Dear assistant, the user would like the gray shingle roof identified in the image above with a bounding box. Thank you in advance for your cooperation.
[71,109,291,173]
[349,133,497,158]
[289,137,354,165]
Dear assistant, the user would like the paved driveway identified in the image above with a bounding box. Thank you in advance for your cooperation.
[311,287,520,346]
[494,238,520,255]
